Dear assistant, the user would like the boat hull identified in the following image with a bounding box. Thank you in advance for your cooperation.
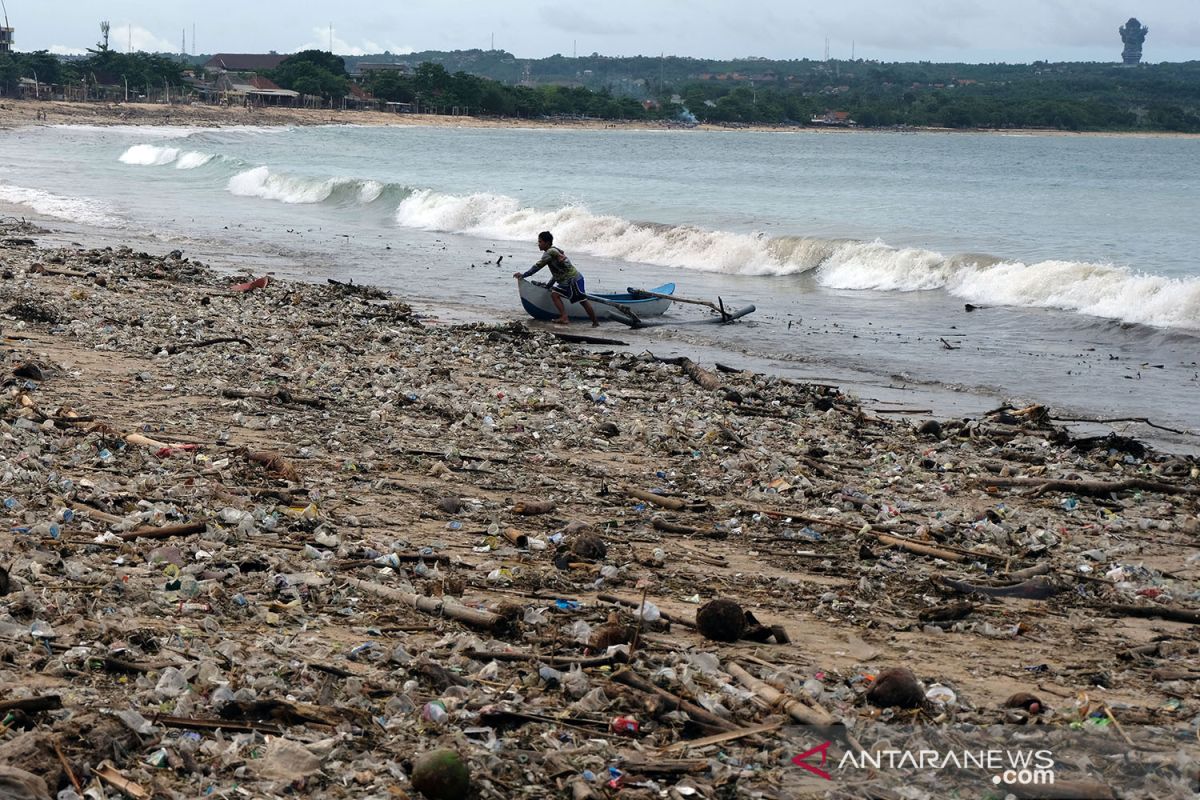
[518,280,674,322]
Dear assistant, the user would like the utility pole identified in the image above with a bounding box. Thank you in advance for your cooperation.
[824,37,829,62]
[491,32,494,50]
[181,28,186,56]
[329,23,333,53]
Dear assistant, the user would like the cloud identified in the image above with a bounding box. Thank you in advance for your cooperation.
[101,23,179,54]
[294,27,413,56]
[48,45,88,56]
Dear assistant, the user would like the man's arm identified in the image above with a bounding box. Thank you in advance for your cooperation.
[514,251,553,280]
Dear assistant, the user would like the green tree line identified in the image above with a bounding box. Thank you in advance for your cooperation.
[4,39,1199,132]
[0,26,184,98]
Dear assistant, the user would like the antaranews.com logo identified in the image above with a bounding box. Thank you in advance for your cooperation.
[788,724,1198,797]
[793,740,1055,789]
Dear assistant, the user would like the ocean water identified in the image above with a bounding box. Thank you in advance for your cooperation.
[1,123,1198,449]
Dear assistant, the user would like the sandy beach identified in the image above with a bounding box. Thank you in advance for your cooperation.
[5,98,1197,139]
[0,99,719,133]
[1,175,1198,800]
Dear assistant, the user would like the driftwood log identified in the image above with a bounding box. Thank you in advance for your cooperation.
[245,450,301,482]
[980,476,1198,497]
[1100,602,1200,625]
[345,577,509,633]
[118,521,207,541]
[726,662,839,731]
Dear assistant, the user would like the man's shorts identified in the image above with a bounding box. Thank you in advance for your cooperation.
[550,276,588,304]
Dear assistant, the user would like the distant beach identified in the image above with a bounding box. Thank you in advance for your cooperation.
[3,98,1198,138]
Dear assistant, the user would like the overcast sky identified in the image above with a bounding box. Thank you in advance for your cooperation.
[6,0,1197,63]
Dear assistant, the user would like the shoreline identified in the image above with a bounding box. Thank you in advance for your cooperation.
[3,98,1199,139]
[1,217,1197,797]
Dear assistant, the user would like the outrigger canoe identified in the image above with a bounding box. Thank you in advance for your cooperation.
[518,279,675,325]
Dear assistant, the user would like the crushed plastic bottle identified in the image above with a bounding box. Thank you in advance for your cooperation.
[420,700,448,725]
[155,667,189,699]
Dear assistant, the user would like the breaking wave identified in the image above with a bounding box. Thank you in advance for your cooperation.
[118,144,215,170]
[0,183,123,227]
[392,188,1200,331]
[226,166,388,205]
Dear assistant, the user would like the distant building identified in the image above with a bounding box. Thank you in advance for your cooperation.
[1119,18,1148,64]
[0,25,13,55]
[351,62,411,78]
[811,110,856,126]
[204,53,289,73]
[212,73,299,106]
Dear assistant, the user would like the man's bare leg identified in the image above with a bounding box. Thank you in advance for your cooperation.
[550,292,569,325]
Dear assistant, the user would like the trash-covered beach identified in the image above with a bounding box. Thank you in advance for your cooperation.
[1,216,1197,799]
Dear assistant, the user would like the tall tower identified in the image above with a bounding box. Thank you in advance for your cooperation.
[1119,17,1148,65]
[0,0,13,55]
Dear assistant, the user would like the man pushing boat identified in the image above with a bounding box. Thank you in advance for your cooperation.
[513,231,600,327]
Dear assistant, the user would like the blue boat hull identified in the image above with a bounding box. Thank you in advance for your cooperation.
[518,280,675,322]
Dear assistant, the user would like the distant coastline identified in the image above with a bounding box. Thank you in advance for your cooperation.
[2,99,1198,139]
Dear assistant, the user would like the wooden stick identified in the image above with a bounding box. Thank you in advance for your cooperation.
[1100,603,1200,625]
[626,487,687,511]
[124,432,172,449]
[652,516,699,535]
[627,287,727,316]
[610,668,737,732]
[0,695,62,714]
[245,450,301,482]
[552,332,630,346]
[876,533,966,562]
[512,499,556,515]
[153,713,283,736]
[598,593,697,629]
[1101,704,1135,747]
[68,502,123,525]
[660,720,783,753]
[53,738,84,796]
[118,521,206,541]
[980,476,1198,497]
[346,577,509,632]
[94,761,151,800]
[726,661,839,731]
[161,336,254,355]
[466,649,627,668]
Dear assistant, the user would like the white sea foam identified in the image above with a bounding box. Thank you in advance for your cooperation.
[949,259,1200,330]
[393,189,805,274]
[0,183,122,227]
[119,144,181,166]
[818,244,1200,330]
[175,151,215,169]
